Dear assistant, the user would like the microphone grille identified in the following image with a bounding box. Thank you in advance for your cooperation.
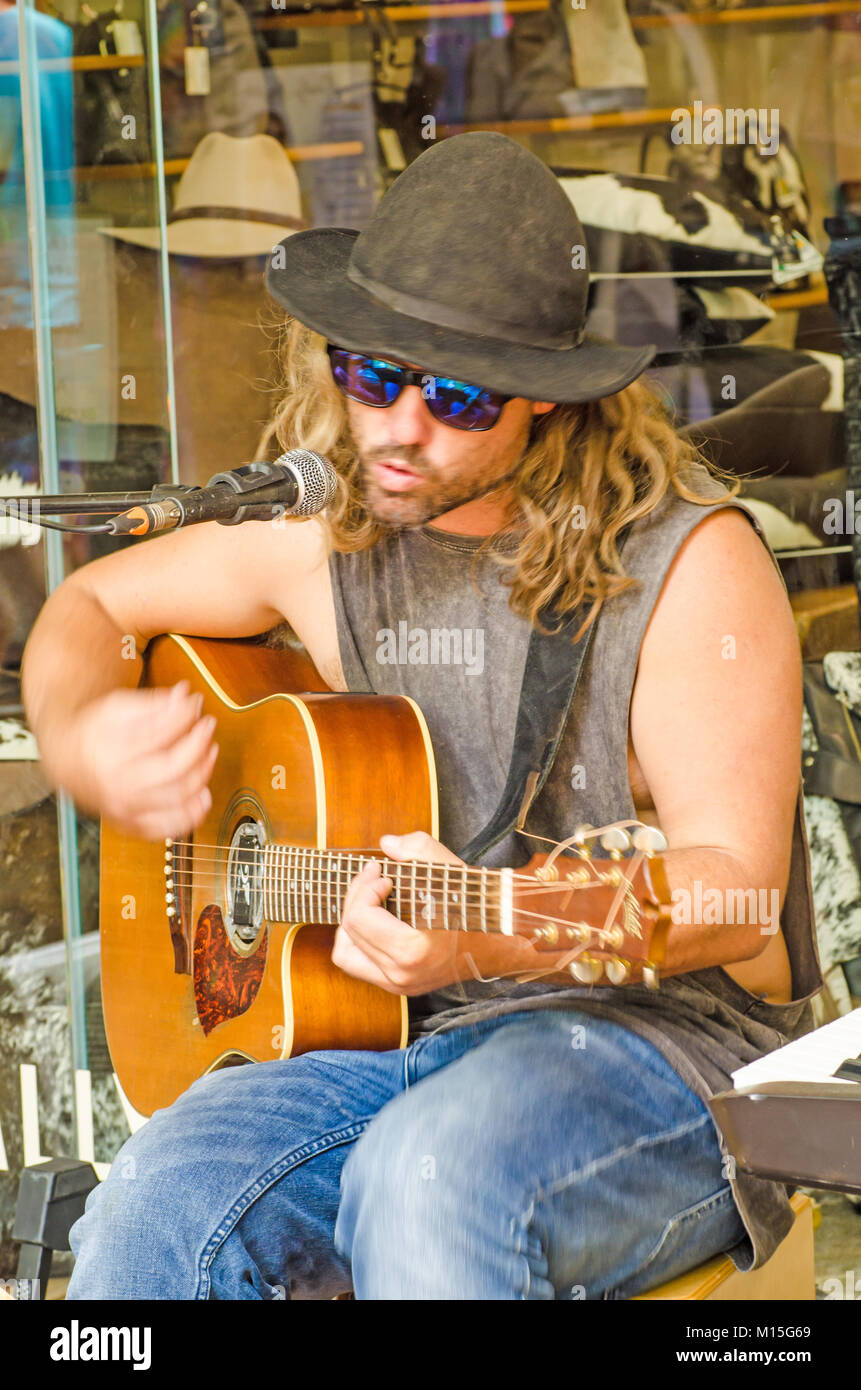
[277,450,338,516]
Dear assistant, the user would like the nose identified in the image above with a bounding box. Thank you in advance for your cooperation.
[383,384,434,446]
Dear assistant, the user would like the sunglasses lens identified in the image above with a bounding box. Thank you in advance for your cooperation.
[428,379,507,431]
[330,350,402,408]
[328,348,507,430]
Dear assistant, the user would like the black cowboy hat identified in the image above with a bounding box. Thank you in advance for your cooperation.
[265,132,655,404]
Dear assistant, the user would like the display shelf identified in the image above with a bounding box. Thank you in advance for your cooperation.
[763,283,829,311]
[252,0,861,30]
[631,1,861,30]
[255,0,546,28]
[439,104,691,138]
[73,141,364,182]
[0,52,145,75]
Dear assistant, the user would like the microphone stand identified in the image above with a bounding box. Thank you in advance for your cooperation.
[0,466,283,534]
[14,484,199,516]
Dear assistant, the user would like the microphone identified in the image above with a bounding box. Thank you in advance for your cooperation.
[106,452,338,537]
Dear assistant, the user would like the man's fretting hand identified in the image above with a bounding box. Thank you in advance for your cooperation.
[331,830,571,994]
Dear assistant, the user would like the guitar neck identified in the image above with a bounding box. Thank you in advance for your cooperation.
[262,845,510,935]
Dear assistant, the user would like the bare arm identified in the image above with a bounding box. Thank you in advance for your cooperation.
[22,515,331,833]
[333,507,803,993]
[628,505,801,973]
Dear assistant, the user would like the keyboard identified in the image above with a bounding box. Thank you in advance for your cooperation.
[708,1009,861,1194]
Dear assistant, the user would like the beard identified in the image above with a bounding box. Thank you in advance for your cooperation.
[356,433,527,530]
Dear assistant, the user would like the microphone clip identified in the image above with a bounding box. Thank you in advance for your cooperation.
[202,460,299,526]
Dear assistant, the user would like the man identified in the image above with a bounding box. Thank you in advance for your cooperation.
[22,133,820,1300]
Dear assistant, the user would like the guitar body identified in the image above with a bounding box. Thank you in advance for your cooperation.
[100,634,437,1116]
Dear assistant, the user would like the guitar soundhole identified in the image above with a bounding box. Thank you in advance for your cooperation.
[193,905,267,1037]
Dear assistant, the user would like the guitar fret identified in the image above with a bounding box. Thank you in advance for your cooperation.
[411,860,417,929]
[301,846,308,923]
[480,866,487,933]
[395,862,403,922]
[443,863,450,931]
[426,861,433,930]
[461,865,468,931]
[284,845,290,923]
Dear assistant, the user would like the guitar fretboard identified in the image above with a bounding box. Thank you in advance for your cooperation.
[261,845,510,935]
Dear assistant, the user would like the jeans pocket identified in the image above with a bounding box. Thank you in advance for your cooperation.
[603,1185,744,1300]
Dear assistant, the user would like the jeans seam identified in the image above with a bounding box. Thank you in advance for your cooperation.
[529,1112,711,1205]
[194,1118,374,1299]
[603,1184,735,1299]
[514,1112,713,1300]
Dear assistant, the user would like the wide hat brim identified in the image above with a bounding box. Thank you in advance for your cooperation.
[267,228,656,404]
[101,219,301,259]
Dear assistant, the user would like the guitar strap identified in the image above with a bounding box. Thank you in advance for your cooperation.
[458,527,631,864]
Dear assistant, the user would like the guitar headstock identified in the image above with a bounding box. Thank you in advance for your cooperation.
[513,822,672,989]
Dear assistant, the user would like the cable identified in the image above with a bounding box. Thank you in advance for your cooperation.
[31,516,113,535]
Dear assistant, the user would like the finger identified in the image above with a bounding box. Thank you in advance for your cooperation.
[133,785,212,842]
[341,899,425,969]
[379,831,464,867]
[129,738,219,816]
[118,684,207,753]
[330,925,397,990]
[135,715,217,797]
[340,859,390,921]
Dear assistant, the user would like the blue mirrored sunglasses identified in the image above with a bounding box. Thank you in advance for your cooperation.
[327,345,511,432]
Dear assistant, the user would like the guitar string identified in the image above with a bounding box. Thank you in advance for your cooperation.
[151,869,636,936]
[161,846,622,887]
[152,893,619,940]
[158,855,611,887]
[154,871,620,905]
[156,862,629,900]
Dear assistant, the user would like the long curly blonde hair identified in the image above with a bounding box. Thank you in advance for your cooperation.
[257,318,738,638]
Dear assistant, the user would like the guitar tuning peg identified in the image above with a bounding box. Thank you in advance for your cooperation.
[600,827,631,856]
[606,956,630,985]
[569,954,603,984]
[642,962,661,991]
[631,826,668,854]
[572,824,595,845]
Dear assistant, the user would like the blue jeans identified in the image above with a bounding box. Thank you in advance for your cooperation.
[67,1008,745,1300]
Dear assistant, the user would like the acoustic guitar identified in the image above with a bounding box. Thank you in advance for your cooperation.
[100,633,673,1115]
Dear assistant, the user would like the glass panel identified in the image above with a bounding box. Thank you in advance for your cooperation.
[3,0,861,1294]
[0,0,175,1286]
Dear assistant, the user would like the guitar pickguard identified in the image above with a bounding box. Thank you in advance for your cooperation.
[193,905,267,1036]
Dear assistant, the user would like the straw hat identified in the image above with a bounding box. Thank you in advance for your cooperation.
[102,131,306,257]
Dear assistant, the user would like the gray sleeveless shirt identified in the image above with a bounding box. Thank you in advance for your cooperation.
[328,461,823,1272]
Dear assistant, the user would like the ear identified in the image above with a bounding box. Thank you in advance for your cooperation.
[530,400,556,417]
